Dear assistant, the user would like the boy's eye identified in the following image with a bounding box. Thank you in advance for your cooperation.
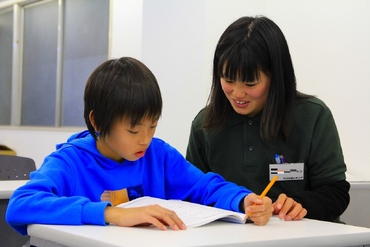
[128,130,139,134]
[150,125,157,129]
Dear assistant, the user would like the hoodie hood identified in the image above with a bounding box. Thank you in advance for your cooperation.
[55,130,127,169]
[56,130,100,156]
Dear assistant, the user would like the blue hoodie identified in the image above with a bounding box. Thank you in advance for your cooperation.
[6,130,250,235]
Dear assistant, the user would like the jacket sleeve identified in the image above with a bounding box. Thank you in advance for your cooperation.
[292,101,350,222]
[292,180,350,222]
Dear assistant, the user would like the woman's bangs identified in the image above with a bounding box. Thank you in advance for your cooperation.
[218,49,260,82]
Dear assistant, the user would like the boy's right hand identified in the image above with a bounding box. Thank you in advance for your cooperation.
[104,205,187,230]
[244,193,273,225]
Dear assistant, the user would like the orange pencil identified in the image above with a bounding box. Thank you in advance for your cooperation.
[247,175,278,216]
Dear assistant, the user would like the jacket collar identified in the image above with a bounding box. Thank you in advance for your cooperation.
[227,110,262,127]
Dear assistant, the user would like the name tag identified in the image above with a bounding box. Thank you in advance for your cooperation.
[269,163,304,181]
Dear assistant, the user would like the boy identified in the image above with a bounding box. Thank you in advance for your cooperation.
[6,57,272,235]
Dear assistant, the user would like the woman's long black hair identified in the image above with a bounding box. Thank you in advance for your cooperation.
[204,16,310,143]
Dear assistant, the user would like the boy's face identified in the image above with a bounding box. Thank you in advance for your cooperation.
[96,117,158,162]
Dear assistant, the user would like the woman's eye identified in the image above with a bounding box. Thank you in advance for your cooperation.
[223,78,234,83]
[245,83,257,87]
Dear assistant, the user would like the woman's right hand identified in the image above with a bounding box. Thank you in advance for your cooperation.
[273,193,307,221]
[104,205,187,230]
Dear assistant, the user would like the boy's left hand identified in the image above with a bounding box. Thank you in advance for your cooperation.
[244,193,273,226]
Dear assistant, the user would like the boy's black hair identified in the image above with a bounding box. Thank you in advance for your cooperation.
[84,57,162,140]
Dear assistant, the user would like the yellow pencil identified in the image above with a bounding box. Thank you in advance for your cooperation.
[260,175,278,198]
[247,175,278,216]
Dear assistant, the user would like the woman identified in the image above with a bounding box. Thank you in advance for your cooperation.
[186,16,350,222]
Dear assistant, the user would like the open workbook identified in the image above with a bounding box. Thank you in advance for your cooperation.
[116,196,248,228]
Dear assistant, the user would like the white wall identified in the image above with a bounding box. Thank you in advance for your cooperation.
[0,127,81,167]
[1,0,369,181]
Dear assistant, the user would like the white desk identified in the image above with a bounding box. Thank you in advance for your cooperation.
[28,217,370,247]
[0,180,28,199]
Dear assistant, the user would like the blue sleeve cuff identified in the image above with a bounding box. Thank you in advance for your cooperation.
[232,192,249,213]
[81,202,111,225]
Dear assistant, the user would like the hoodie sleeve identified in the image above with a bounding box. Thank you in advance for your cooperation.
[5,154,110,235]
[155,140,252,212]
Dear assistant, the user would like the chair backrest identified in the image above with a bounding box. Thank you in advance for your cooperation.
[0,155,36,180]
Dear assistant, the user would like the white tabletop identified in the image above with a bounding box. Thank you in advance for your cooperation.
[0,180,28,199]
[28,217,370,247]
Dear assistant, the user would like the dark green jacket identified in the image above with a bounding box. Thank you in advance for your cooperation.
[186,97,350,222]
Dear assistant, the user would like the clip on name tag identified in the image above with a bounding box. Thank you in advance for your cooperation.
[269,154,304,181]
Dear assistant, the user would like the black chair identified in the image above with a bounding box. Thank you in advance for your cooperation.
[0,154,36,246]
[0,155,36,180]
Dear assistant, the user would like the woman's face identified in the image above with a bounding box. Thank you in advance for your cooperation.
[220,70,270,117]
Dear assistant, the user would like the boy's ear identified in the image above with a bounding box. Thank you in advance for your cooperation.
[89,110,99,132]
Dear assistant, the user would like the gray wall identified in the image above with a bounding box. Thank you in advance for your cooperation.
[341,183,370,228]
